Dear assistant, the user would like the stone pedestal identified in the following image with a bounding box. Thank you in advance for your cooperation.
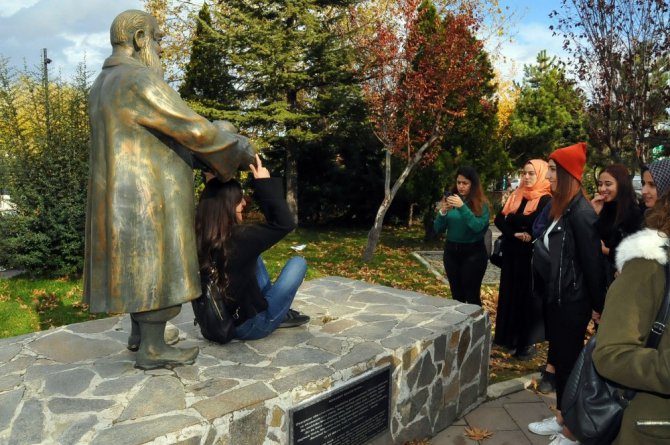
[0,277,490,444]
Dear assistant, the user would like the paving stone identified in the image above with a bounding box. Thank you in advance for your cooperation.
[332,342,385,370]
[307,336,344,354]
[67,316,120,334]
[480,430,533,444]
[93,373,147,396]
[200,341,265,364]
[464,406,518,431]
[319,318,358,334]
[91,355,136,378]
[0,373,22,392]
[29,330,122,362]
[202,364,279,381]
[90,414,200,445]
[339,321,399,340]
[429,425,478,445]
[0,355,37,376]
[192,382,277,420]
[187,378,239,398]
[44,367,95,396]
[9,398,44,445]
[0,388,24,432]
[47,397,116,414]
[503,401,555,434]
[270,347,338,367]
[58,415,97,444]
[243,330,313,355]
[117,375,186,422]
[269,365,334,393]
[0,344,21,363]
[349,290,409,305]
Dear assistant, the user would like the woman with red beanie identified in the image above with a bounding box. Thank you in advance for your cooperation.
[527,142,607,445]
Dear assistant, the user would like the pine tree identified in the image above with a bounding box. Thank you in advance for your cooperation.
[206,0,361,222]
[508,51,586,165]
[179,3,238,115]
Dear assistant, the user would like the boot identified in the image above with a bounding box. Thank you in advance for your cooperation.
[132,306,198,370]
[127,316,180,351]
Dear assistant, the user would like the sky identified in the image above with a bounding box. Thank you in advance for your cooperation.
[0,0,567,83]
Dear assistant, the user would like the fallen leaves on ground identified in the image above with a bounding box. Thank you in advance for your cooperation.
[464,426,493,441]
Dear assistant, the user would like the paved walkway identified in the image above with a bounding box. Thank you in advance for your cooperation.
[430,382,558,445]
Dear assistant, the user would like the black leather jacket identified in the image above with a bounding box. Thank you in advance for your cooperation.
[534,194,606,312]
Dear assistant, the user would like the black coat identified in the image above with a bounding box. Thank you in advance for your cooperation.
[494,195,551,348]
[539,194,607,312]
[213,178,296,324]
[594,201,643,285]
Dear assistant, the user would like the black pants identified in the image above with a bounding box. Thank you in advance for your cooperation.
[546,298,591,408]
[443,239,488,306]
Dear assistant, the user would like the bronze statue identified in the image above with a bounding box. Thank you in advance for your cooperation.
[84,9,255,369]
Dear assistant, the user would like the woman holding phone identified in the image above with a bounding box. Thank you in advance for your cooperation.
[434,166,490,306]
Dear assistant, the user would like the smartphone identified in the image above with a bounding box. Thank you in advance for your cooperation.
[443,191,452,198]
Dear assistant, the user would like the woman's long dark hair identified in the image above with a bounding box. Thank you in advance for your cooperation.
[550,162,584,220]
[601,163,636,226]
[454,166,487,216]
[196,179,243,295]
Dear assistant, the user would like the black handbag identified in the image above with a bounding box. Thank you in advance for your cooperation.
[191,265,237,344]
[489,235,504,267]
[561,259,670,445]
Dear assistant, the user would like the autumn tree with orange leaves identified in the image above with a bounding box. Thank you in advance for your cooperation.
[357,0,491,261]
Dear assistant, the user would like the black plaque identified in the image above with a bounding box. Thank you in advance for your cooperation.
[289,367,391,445]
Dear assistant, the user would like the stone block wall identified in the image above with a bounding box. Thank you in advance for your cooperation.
[0,277,490,444]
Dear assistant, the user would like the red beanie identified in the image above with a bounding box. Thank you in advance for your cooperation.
[549,142,587,182]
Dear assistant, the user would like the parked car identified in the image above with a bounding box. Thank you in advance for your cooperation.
[509,178,520,190]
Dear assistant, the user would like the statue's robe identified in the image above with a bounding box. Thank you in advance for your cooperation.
[85,54,254,314]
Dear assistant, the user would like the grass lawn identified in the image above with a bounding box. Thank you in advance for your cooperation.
[0,225,545,383]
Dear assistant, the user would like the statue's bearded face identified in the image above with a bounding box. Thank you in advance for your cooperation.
[138,25,164,78]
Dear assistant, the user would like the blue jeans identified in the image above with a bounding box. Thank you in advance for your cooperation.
[234,256,307,340]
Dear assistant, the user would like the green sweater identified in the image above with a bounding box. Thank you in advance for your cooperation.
[434,202,489,243]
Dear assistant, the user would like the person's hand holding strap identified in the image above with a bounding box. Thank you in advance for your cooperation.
[249,154,270,179]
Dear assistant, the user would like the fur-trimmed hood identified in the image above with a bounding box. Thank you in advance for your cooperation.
[615,228,669,271]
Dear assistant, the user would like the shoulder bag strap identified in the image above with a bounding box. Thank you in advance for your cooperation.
[645,254,670,349]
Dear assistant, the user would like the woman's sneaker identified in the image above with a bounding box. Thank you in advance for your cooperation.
[279,309,310,328]
[538,370,556,394]
[528,416,563,436]
[548,433,579,445]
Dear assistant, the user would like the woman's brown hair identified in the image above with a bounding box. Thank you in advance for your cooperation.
[195,178,243,301]
[600,163,637,226]
[549,161,584,220]
[645,190,670,236]
[454,166,488,216]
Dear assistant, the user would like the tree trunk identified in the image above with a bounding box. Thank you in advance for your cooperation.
[285,89,299,225]
[362,134,439,262]
[285,146,298,225]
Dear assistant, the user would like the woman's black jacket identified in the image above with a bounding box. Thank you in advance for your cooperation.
[536,194,606,312]
[213,177,296,324]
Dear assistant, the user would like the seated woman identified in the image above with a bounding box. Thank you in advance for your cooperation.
[196,154,309,340]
